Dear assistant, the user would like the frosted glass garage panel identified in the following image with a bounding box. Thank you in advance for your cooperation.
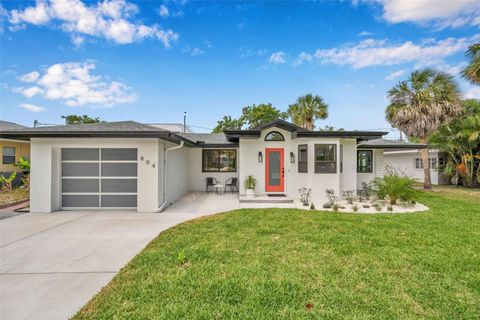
[101,195,137,207]
[62,163,99,177]
[62,179,99,193]
[101,163,137,177]
[101,179,137,193]
[101,148,137,161]
[62,148,99,161]
[62,195,99,207]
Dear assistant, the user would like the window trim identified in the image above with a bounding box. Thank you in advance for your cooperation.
[264,131,285,141]
[415,157,438,170]
[298,144,308,173]
[2,146,16,165]
[314,144,337,174]
[202,149,237,172]
[357,150,373,173]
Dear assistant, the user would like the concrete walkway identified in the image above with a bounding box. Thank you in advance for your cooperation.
[0,192,295,320]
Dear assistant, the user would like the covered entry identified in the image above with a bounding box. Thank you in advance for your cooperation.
[61,148,138,210]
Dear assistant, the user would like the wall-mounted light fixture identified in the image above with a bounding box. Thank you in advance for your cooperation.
[290,152,295,163]
[258,151,263,163]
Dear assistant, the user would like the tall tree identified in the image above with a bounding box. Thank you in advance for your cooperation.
[287,94,328,130]
[241,103,287,129]
[212,116,244,133]
[386,68,462,189]
[462,42,480,85]
[62,114,103,125]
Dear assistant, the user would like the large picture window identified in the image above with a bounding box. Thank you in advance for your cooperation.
[415,158,439,169]
[2,146,16,164]
[298,144,308,173]
[357,150,373,173]
[314,144,336,173]
[202,149,237,172]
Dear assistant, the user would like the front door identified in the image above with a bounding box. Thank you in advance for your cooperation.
[265,148,285,192]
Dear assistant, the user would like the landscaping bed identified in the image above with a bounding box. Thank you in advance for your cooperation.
[0,188,29,209]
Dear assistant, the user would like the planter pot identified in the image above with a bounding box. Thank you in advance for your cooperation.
[245,189,255,198]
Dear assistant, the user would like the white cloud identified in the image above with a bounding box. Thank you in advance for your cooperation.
[71,34,85,46]
[292,52,313,67]
[358,30,373,36]
[361,0,480,29]
[190,48,204,56]
[385,69,405,80]
[20,103,45,112]
[464,86,480,99]
[19,71,40,82]
[8,0,179,47]
[309,36,477,69]
[268,51,286,64]
[158,5,169,18]
[14,62,137,107]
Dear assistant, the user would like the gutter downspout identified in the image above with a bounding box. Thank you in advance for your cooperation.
[155,140,184,212]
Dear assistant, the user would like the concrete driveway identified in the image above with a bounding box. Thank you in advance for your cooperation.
[0,192,293,320]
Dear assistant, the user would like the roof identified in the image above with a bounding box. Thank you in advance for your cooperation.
[148,123,193,133]
[178,133,238,147]
[358,138,427,149]
[0,120,27,131]
[0,121,177,141]
[225,119,387,142]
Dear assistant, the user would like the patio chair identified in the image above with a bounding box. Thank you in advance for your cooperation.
[224,177,238,193]
[205,177,218,193]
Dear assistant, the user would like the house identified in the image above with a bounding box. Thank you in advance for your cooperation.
[0,119,424,212]
[384,149,447,185]
[0,120,30,182]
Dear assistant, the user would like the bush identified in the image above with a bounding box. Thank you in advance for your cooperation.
[332,203,339,212]
[387,205,393,212]
[310,203,315,210]
[352,204,359,212]
[372,168,417,205]
[244,175,257,190]
[323,203,332,209]
[342,190,356,204]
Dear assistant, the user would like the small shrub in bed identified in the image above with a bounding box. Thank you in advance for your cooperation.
[387,205,393,212]
[310,203,315,210]
[352,204,359,212]
[372,167,416,205]
[363,204,370,208]
[332,203,339,212]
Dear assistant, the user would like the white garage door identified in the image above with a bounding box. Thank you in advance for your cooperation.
[61,148,138,210]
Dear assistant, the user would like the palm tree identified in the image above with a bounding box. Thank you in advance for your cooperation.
[386,68,462,189]
[287,94,328,130]
[462,42,480,85]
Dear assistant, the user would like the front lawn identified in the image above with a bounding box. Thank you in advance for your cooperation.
[75,191,480,319]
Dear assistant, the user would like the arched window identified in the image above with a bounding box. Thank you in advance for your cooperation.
[265,131,285,141]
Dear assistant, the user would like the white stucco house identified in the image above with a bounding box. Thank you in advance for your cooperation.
[1,119,425,212]
[384,149,447,185]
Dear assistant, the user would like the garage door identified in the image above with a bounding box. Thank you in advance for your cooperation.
[61,148,138,210]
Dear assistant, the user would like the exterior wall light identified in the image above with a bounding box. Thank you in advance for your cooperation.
[290,152,295,163]
[258,151,263,163]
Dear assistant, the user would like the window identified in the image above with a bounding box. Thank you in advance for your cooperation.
[340,145,343,173]
[265,131,285,141]
[202,149,237,172]
[357,150,373,173]
[298,144,308,173]
[2,147,15,164]
[314,144,336,173]
[415,158,439,169]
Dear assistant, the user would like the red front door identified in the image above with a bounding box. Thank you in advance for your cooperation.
[265,148,285,192]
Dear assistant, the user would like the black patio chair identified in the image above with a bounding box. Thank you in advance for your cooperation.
[205,177,218,193]
[225,177,238,193]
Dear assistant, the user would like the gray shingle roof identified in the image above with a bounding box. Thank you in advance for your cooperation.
[2,121,166,133]
[358,138,427,149]
[178,133,237,146]
[0,120,27,131]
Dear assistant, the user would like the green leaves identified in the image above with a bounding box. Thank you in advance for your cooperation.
[61,114,104,125]
[461,42,480,85]
[287,94,329,131]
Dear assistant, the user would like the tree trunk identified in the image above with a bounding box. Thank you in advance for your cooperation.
[306,117,313,131]
[419,137,432,189]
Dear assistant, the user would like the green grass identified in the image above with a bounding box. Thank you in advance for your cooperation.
[74,191,480,319]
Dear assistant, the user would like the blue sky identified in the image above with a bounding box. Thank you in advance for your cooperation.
[1,0,479,135]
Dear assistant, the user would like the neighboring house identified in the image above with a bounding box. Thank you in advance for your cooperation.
[0,120,30,178]
[0,119,424,212]
[384,149,447,185]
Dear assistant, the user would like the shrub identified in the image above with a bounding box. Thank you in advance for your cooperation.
[310,203,315,210]
[244,175,257,190]
[342,190,356,204]
[323,203,331,209]
[299,187,311,206]
[363,204,370,208]
[0,172,16,193]
[357,182,373,202]
[352,204,359,212]
[372,203,382,212]
[387,205,393,212]
[372,168,416,205]
[325,189,338,207]
[332,203,339,212]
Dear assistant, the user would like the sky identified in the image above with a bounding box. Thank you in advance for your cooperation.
[0,0,479,136]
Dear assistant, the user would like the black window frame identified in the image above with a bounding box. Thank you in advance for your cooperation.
[298,144,308,173]
[264,131,285,141]
[314,144,337,174]
[2,146,16,165]
[357,150,373,173]
[202,149,237,172]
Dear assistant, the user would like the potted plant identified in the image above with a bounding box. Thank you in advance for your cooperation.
[244,175,257,198]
